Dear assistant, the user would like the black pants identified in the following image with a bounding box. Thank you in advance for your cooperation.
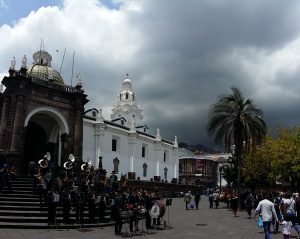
[88,202,95,223]
[62,202,71,224]
[113,209,122,235]
[98,205,106,223]
[48,202,58,224]
[76,202,85,224]
[145,211,151,228]
[195,200,200,210]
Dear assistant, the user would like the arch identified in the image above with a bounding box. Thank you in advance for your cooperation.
[49,124,60,143]
[24,107,69,134]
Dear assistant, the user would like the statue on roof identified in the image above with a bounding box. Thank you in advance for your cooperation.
[10,56,16,70]
[22,55,27,68]
[76,73,82,86]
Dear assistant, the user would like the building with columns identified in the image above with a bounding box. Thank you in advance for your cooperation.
[0,48,179,181]
[83,77,179,181]
[0,50,88,173]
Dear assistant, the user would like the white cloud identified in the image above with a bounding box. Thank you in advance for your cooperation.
[2,0,300,147]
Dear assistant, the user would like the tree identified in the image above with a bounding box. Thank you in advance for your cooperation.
[207,87,267,207]
[243,126,300,192]
[243,136,277,191]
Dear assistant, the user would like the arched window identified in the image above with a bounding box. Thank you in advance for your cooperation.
[126,92,129,100]
[132,94,135,101]
[113,157,120,173]
[143,163,147,177]
[119,94,121,100]
[164,167,168,180]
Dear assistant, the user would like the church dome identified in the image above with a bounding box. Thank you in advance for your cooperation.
[122,77,132,91]
[26,50,64,85]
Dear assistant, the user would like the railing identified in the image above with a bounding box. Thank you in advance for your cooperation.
[25,74,77,93]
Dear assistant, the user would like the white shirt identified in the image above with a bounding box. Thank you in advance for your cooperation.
[283,198,296,212]
[255,199,278,222]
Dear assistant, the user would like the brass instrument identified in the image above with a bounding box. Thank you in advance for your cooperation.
[38,152,51,168]
[81,161,90,172]
[63,154,75,170]
[63,161,73,170]
[38,158,48,168]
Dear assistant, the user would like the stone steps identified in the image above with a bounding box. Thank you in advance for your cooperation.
[0,177,113,229]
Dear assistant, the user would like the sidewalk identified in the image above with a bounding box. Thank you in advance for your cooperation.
[0,197,292,239]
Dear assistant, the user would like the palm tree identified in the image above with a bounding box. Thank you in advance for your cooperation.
[207,87,267,207]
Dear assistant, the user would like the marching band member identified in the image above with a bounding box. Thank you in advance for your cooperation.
[47,184,60,225]
[112,190,124,235]
[60,187,71,224]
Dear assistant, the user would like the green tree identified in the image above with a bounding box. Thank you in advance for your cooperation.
[243,136,277,191]
[207,87,267,207]
[243,127,300,192]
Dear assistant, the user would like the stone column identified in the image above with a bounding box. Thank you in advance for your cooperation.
[128,133,137,179]
[11,95,24,151]
[60,133,69,166]
[0,97,9,151]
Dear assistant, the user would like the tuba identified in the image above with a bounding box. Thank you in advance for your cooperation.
[63,161,73,170]
[38,159,48,168]
[38,152,50,168]
[64,154,75,170]
[81,160,91,172]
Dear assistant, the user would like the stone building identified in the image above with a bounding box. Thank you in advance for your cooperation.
[0,50,88,172]
[178,147,230,188]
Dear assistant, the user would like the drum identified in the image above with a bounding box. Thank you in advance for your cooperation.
[120,210,134,218]
[149,200,166,218]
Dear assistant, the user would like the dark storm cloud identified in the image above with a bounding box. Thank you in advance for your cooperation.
[2,0,300,150]
[123,0,300,148]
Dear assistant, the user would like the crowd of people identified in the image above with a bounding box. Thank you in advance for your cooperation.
[1,156,168,237]
[203,187,300,239]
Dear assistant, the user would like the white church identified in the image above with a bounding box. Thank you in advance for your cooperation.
[82,76,179,182]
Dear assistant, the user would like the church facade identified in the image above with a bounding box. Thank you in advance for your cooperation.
[83,77,179,182]
[0,48,179,181]
[0,50,88,173]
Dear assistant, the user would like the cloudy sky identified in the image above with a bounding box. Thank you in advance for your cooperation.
[1,0,300,151]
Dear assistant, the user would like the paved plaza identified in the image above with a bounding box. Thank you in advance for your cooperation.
[0,197,293,239]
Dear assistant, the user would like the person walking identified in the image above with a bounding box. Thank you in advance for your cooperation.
[184,191,192,210]
[253,193,278,239]
[282,215,292,239]
[245,193,254,219]
[282,192,300,239]
[208,192,214,209]
[231,192,238,217]
[194,190,201,210]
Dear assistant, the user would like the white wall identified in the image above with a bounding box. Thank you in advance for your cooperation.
[83,118,178,181]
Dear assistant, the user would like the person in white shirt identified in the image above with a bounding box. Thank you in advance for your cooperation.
[253,193,278,239]
[282,192,300,239]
